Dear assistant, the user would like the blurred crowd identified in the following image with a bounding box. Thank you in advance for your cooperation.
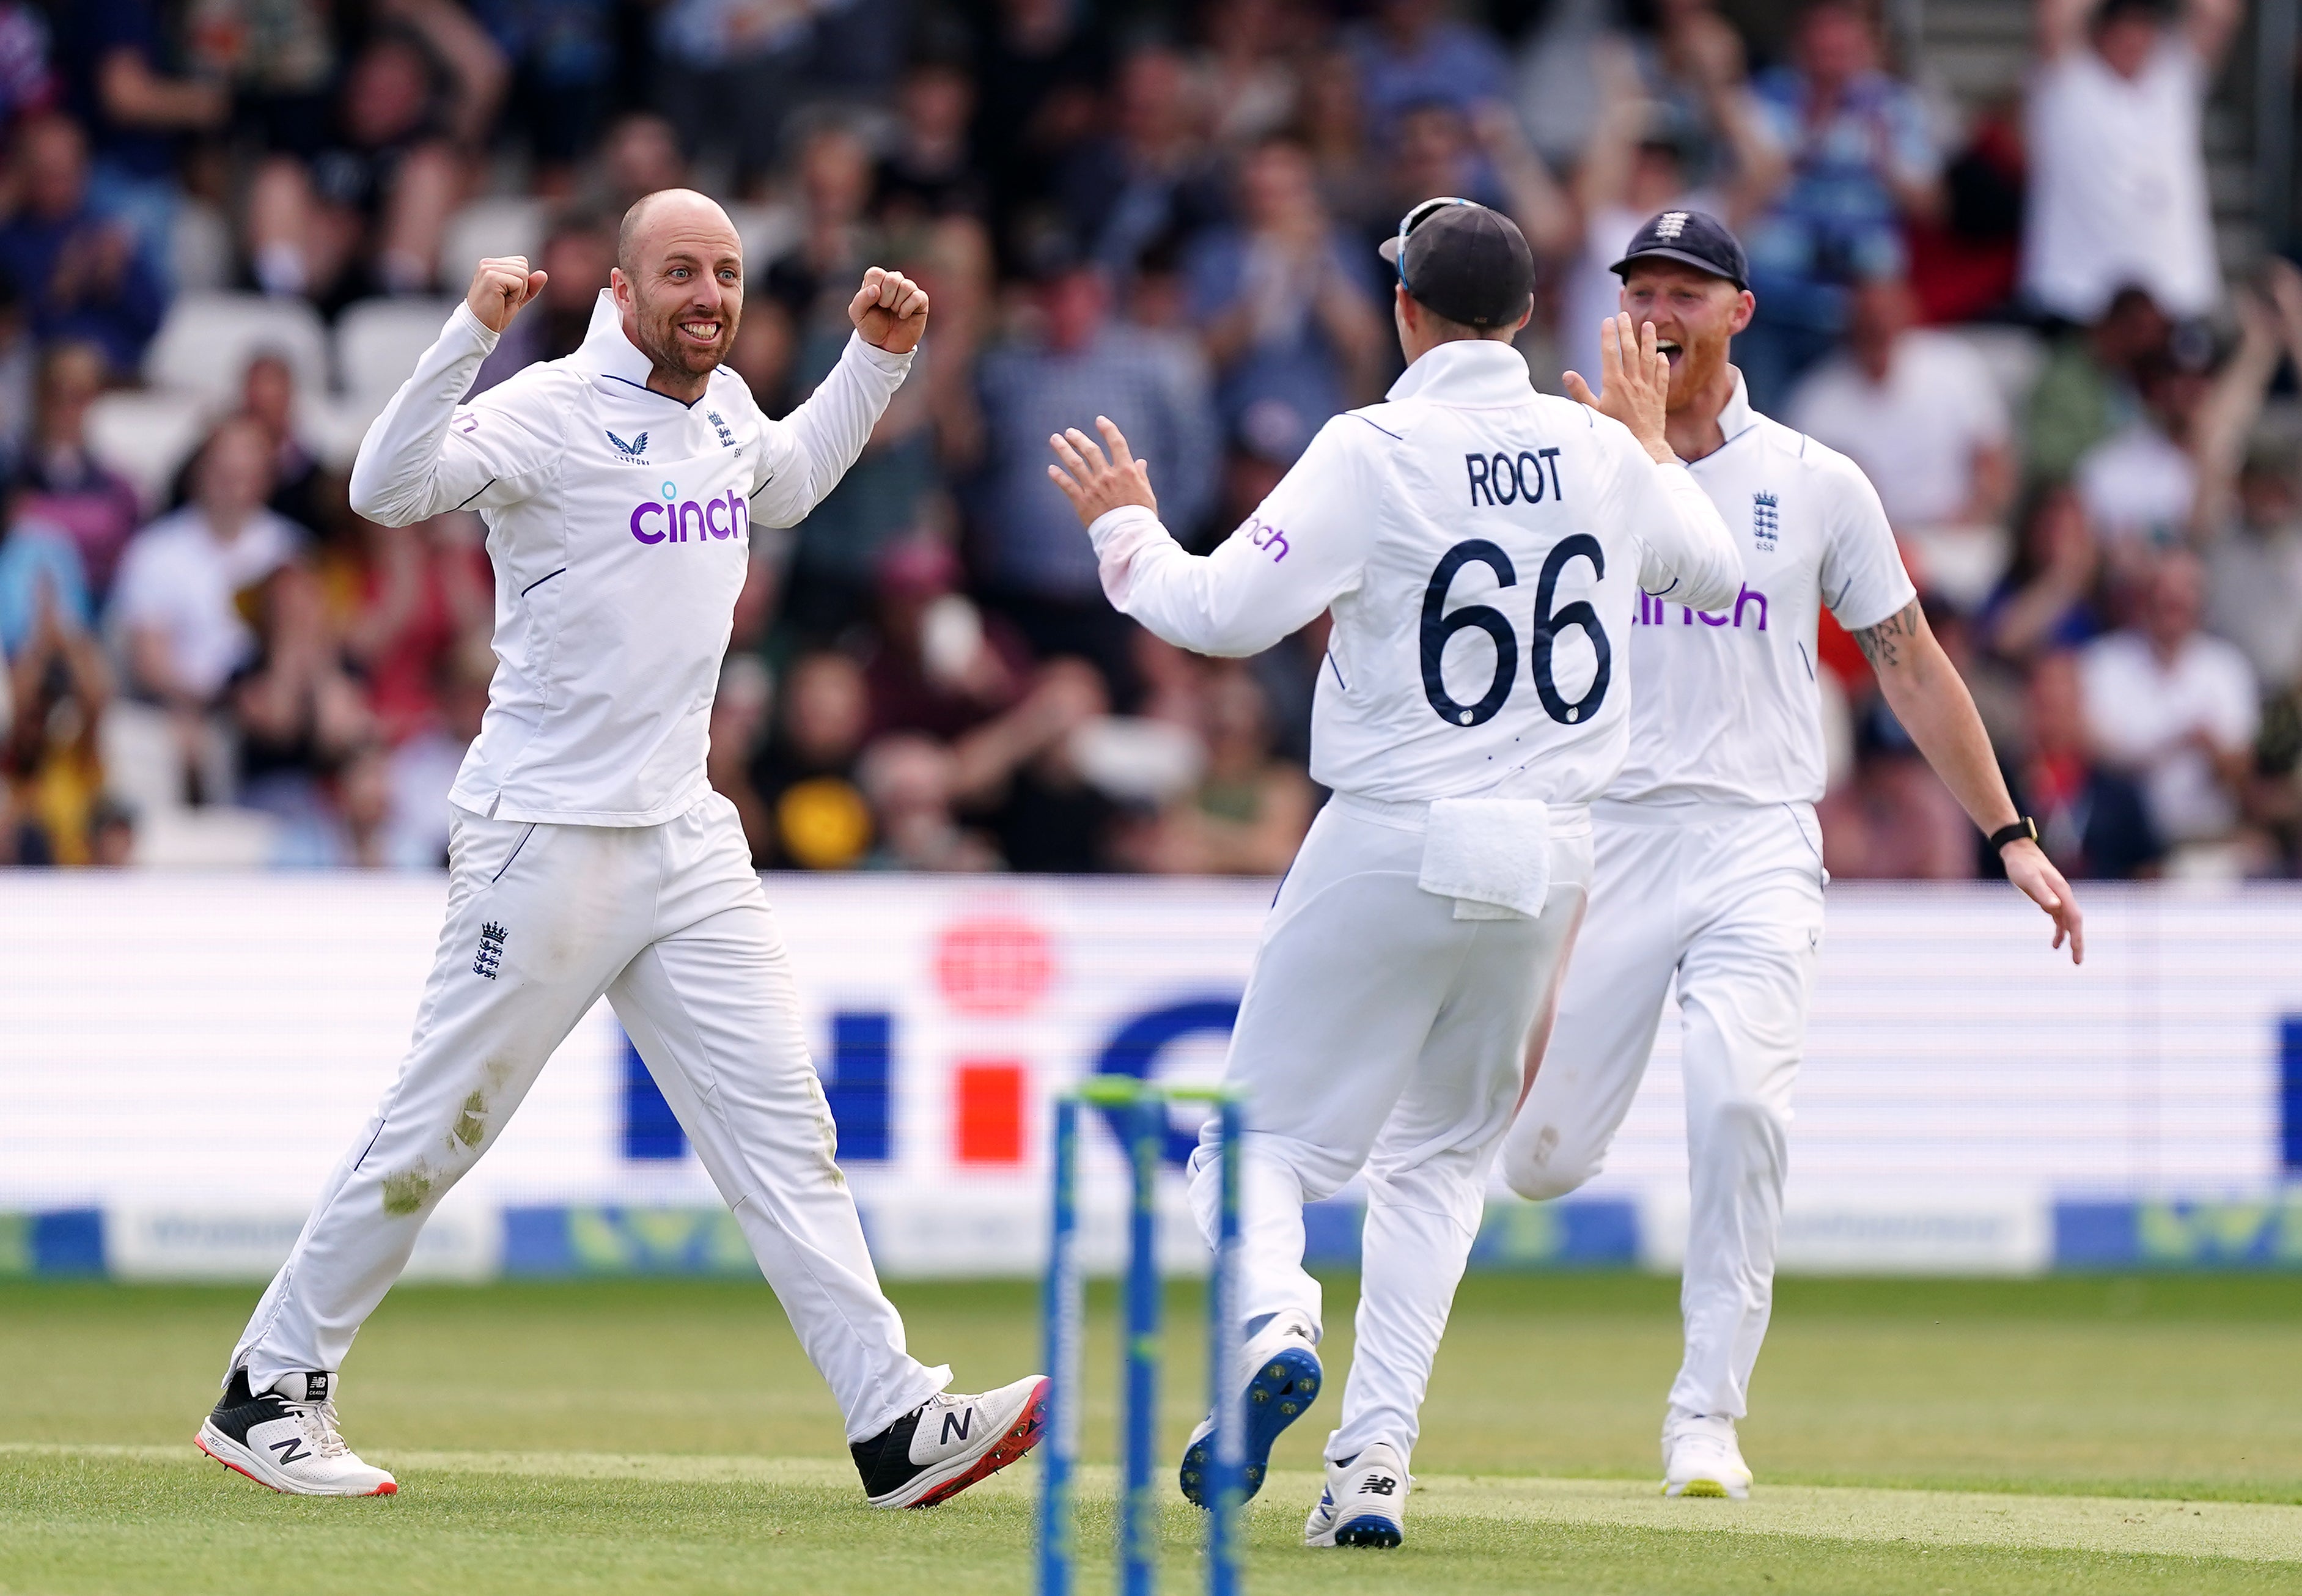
[0,0,2296,881]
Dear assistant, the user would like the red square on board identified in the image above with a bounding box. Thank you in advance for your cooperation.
[955,1062,1026,1164]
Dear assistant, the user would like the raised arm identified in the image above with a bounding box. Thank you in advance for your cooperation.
[2186,0,2242,72]
[1050,416,1373,658]
[2037,0,2096,62]
[751,268,926,529]
[348,257,548,526]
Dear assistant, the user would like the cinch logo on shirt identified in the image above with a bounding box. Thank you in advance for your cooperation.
[1638,586,1768,630]
[630,486,750,545]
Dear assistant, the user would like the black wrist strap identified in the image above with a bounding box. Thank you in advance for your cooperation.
[1988,817,2039,852]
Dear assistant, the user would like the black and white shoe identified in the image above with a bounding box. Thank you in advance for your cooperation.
[851,1375,1050,1509]
[196,1369,397,1496]
[1303,1440,1409,1548]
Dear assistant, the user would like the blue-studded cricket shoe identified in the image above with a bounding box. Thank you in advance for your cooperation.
[1179,1311,1322,1505]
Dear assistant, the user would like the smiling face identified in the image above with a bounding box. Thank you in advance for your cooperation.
[1617,259,1754,410]
[611,189,745,389]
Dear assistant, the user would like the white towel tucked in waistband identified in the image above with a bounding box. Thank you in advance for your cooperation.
[1418,797,1552,921]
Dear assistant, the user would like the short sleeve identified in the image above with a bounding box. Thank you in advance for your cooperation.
[1816,456,1916,631]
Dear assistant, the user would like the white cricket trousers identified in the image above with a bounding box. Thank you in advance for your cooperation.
[230,790,949,1442]
[1501,798,1825,1422]
[1185,796,1591,1466]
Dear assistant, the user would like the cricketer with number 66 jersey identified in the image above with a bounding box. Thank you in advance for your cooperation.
[1075,317,1742,1534]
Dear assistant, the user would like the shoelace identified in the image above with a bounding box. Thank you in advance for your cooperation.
[281,1397,351,1459]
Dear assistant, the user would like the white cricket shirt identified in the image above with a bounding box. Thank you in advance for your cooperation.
[1087,339,1743,806]
[1608,372,1916,807]
[349,291,910,825]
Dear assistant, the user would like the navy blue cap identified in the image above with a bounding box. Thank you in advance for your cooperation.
[1609,208,1749,290]
[1379,198,1535,329]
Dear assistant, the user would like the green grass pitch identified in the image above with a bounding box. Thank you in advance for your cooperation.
[4,1272,2300,1594]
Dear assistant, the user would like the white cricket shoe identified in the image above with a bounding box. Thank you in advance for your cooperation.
[851,1375,1051,1508]
[196,1369,397,1496]
[1662,1410,1752,1499]
[1303,1440,1410,1548]
[1178,1310,1322,1506]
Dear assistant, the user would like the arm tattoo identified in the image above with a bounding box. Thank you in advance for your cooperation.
[1852,597,1923,672]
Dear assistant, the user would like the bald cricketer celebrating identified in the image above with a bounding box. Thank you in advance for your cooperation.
[194,190,1047,1507]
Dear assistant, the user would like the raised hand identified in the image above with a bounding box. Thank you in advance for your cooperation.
[850,267,931,355]
[1563,311,1674,463]
[466,256,547,334]
[1047,416,1158,528]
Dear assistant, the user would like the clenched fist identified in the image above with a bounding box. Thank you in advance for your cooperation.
[467,256,548,334]
[849,267,930,355]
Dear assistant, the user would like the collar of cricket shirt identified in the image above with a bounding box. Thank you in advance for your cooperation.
[570,288,707,407]
[1385,338,1537,408]
[1716,366,1757,443]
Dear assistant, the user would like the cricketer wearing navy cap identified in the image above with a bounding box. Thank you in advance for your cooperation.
[1501,204,2082,1504]
[1378,196,1536,329]
[1609,207,1750,290]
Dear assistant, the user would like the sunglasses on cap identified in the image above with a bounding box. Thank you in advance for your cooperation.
[1392,196,1481,293]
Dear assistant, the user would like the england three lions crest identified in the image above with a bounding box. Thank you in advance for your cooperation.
[1751,491,1779,553]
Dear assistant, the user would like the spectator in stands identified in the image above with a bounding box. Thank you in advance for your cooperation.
[106,415,302,804]
[2023,0,2236,327]
[873,56,987,227]
[2080,549,2259,860]
[652,0,817,195]
[858,732,1002,872]
[2075,283,2289,562]
[745,649,877,869]
[1739,1,1942,411]
[189,0,339,188]
[1056,45,1227,281]
[0,114,164,373]
[239,351,322,532]
[1348,0,1508,139]
[1125,662,1311,875]
[15,341,142,598]
[1906,92,2027,323]
[960,655,1121,873]
[247,10,506,301]
[2,543,109,865]
[340,512,492,749]
[1998,649,2163,879]
[1787,274,2013,608]
[2024,284,2170,487]
[968,257,1215,696]
[862,538,1031,742]
[1551,19,1785,390]
[229,561,377,826]
[476,0,619,194]
[1296,48,1386,238]
[1191,0,1301,149]
[2202,444,2302,701]
[53,0,227,287]
[968,0,1110,250]
[1981,484,2105,665]
[1188,138,1384,471]
[591,112,688,215]
[1381,100,1577,278]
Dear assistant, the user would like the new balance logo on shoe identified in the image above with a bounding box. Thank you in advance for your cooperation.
[1360,1475,1399,1496]
[473,922,508,979]
[270,1435,311,1465]
[940,1410,973,1446]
